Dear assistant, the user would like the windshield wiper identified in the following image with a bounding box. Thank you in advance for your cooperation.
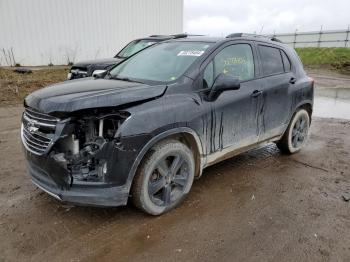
[110,75,144,84]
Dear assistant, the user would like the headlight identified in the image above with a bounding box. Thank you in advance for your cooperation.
[92,70,107,77]
[67,72,72,80]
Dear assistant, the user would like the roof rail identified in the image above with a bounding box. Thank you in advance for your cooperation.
[270,37,282,43]
[226,33,245,38]
[149,35,171,37]
[226,33,283,43]
[149,34,188,39]
[172,33,188,39]
[148,33,206,39]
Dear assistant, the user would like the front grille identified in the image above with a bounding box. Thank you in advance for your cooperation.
[21,108,60,155]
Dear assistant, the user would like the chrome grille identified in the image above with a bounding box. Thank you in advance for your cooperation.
[21,108,59,155]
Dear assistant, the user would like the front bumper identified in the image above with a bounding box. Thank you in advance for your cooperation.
[26,153,129,207]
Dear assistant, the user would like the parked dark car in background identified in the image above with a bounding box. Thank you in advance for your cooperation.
[22,33,313,215]
[67,34,189,80]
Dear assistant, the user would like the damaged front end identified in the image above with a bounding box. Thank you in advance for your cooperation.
[54,110,130,183]
[21,107,131,206]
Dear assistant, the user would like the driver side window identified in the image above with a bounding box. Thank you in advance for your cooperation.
[203,43,255,88]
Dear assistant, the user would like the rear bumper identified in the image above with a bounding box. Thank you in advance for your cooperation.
[27,156,130,207]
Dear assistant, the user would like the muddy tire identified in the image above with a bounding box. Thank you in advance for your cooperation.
[131,140,195,215]
[276,109,310,154]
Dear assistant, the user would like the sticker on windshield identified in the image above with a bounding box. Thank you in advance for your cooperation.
[177,50,205,57]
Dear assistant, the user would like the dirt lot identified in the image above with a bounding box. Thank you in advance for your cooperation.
[0,66,69,106]
[0,70,350,261]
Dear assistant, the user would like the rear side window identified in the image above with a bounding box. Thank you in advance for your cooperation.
[281,50,291,72]
[258,45,284,76]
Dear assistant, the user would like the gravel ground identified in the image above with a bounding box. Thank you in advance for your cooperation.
[0,71,349,262]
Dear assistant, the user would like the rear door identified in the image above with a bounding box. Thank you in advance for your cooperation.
[257,44,295,141]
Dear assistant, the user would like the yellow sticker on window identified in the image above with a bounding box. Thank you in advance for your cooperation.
[224,57,247,65]
[170,76,176,80]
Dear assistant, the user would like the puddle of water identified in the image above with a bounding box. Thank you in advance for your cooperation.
[314,88,350,120]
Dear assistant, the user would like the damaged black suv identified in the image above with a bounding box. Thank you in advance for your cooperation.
[21,34,313,215]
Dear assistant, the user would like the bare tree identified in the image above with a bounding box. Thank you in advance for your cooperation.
[1,48,18,66]
[64,45,79,65]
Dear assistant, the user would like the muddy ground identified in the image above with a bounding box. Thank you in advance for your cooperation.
[0,71,350,262]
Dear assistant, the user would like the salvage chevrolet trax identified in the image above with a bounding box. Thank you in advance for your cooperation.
[22,34,314,215]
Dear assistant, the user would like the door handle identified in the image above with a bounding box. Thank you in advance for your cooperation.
[289,77,297,84]
[251,90,262,98]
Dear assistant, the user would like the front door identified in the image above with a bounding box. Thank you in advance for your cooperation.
[201,43,263,160]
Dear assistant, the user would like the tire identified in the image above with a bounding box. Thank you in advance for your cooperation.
[131,139,195,215]
[276,109,310,154]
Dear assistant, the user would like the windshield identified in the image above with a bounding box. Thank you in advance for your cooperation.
[116,40,158,58]
[110,42,212,83]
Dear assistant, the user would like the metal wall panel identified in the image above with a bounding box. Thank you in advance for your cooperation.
[0,0,183,66]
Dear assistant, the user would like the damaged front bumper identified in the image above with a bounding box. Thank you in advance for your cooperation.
[25,150,129,207]
[21,107,137,207]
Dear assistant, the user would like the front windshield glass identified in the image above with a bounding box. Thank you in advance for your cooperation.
[110,42,212,83]
[117,40,158,58]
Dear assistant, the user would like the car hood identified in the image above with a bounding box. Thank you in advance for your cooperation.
[73,57,122,68]
[25,78,167,114]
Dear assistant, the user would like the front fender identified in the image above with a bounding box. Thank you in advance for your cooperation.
[115,93,208,192]
[123,127,204,191]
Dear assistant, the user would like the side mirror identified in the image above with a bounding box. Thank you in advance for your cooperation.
[207,74,240,101]
[92,69,107,78]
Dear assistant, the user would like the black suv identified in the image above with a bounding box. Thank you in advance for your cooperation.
[67,34,188,80]
[21,34,313,215]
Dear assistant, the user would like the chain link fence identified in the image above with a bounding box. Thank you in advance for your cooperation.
[271,28,350,48]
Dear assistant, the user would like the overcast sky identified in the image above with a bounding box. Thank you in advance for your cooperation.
[184,0,350,36]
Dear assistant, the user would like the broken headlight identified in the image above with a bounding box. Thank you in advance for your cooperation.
[53,111,130,182]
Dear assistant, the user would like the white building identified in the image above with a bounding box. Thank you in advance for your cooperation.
[0,0,183,66]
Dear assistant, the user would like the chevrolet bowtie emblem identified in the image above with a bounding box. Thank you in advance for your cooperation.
[26,119,39,133]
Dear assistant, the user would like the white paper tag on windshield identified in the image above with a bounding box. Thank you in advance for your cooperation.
[177,50,204,57]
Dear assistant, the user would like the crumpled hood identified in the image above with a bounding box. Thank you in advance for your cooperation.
[25,78,166,114]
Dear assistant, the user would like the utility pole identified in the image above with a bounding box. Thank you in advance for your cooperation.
[293,29,298,48]
[318,25,323,48]
[345,25,350,47]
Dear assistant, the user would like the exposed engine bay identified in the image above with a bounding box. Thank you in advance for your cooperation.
[51,111,130,183]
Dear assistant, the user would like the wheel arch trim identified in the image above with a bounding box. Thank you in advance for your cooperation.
[125,127,204,192]
[282,100,313,136]
[293,100,313,120]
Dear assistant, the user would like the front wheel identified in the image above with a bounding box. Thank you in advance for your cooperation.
[131,140,195,215]
[276,109,310,154]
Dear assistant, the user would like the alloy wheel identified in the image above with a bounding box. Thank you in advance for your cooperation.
[148,154,190,207]
[291,114,309,150]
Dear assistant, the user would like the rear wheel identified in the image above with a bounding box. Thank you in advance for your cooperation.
[131,140,195,215]
[276,109,310,154]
